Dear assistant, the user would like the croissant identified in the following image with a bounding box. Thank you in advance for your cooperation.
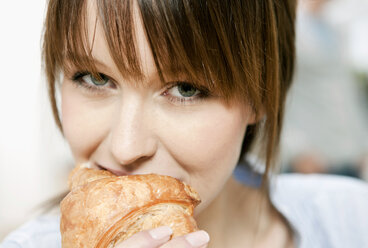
[60,164,201,248]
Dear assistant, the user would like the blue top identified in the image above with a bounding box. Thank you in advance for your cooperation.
[1,169,368,248]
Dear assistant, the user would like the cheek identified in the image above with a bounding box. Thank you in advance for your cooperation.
[157,104,248,212]
[162,105,247,172]
[61,82,112,161]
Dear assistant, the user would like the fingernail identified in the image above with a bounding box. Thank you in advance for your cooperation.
[149,226,173,240]
[185,231,210,247]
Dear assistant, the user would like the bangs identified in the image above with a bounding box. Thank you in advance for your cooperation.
[45,0,267,108]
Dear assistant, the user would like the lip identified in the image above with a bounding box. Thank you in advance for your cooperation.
[96,163,131,176]
[93,162,183,181]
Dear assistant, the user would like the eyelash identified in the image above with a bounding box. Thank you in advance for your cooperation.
[70,71,211,105]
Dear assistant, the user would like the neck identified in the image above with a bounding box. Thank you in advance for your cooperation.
[196,177,293,248]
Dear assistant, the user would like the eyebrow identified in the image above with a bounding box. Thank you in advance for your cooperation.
[64,56,115,74]
[64,55,195,86]
[91,58,110,70]
[90,57,116,74]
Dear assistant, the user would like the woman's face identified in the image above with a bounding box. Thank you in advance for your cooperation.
[61,1,255,214]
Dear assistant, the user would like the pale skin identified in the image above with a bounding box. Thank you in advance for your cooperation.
[60,1,294,247]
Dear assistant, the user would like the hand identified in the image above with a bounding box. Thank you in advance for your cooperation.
[115,226,210,248]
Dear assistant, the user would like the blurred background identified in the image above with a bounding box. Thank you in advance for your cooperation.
[1,0,368,241]
[280,0,368,179]
[0,0,73,240]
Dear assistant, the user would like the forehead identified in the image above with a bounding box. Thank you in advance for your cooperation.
[85,0,157,82]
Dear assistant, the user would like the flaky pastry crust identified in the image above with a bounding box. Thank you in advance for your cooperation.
[60,164,201,248]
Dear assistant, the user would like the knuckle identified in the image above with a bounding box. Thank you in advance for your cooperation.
[115,228,171,248]
[115,231,153,248]
[159,236,191,248]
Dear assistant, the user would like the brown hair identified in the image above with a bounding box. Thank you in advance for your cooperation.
[43,0,296,187]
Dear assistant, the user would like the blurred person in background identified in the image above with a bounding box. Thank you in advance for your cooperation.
[288,150,328,174]
[358,153,368,181]
[281,0,368,178]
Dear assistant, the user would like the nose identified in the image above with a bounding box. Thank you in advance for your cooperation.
[109,93,157,171]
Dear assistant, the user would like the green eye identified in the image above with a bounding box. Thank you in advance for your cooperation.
[89,74,109,86]
[177,83,198,97]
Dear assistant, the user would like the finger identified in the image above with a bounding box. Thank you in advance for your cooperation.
[159,230,210,248]
[115,226,173,248]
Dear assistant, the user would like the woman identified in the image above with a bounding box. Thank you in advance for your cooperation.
[1,0,367,247]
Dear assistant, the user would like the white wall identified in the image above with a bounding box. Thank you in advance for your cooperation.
[0,1,73,240]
